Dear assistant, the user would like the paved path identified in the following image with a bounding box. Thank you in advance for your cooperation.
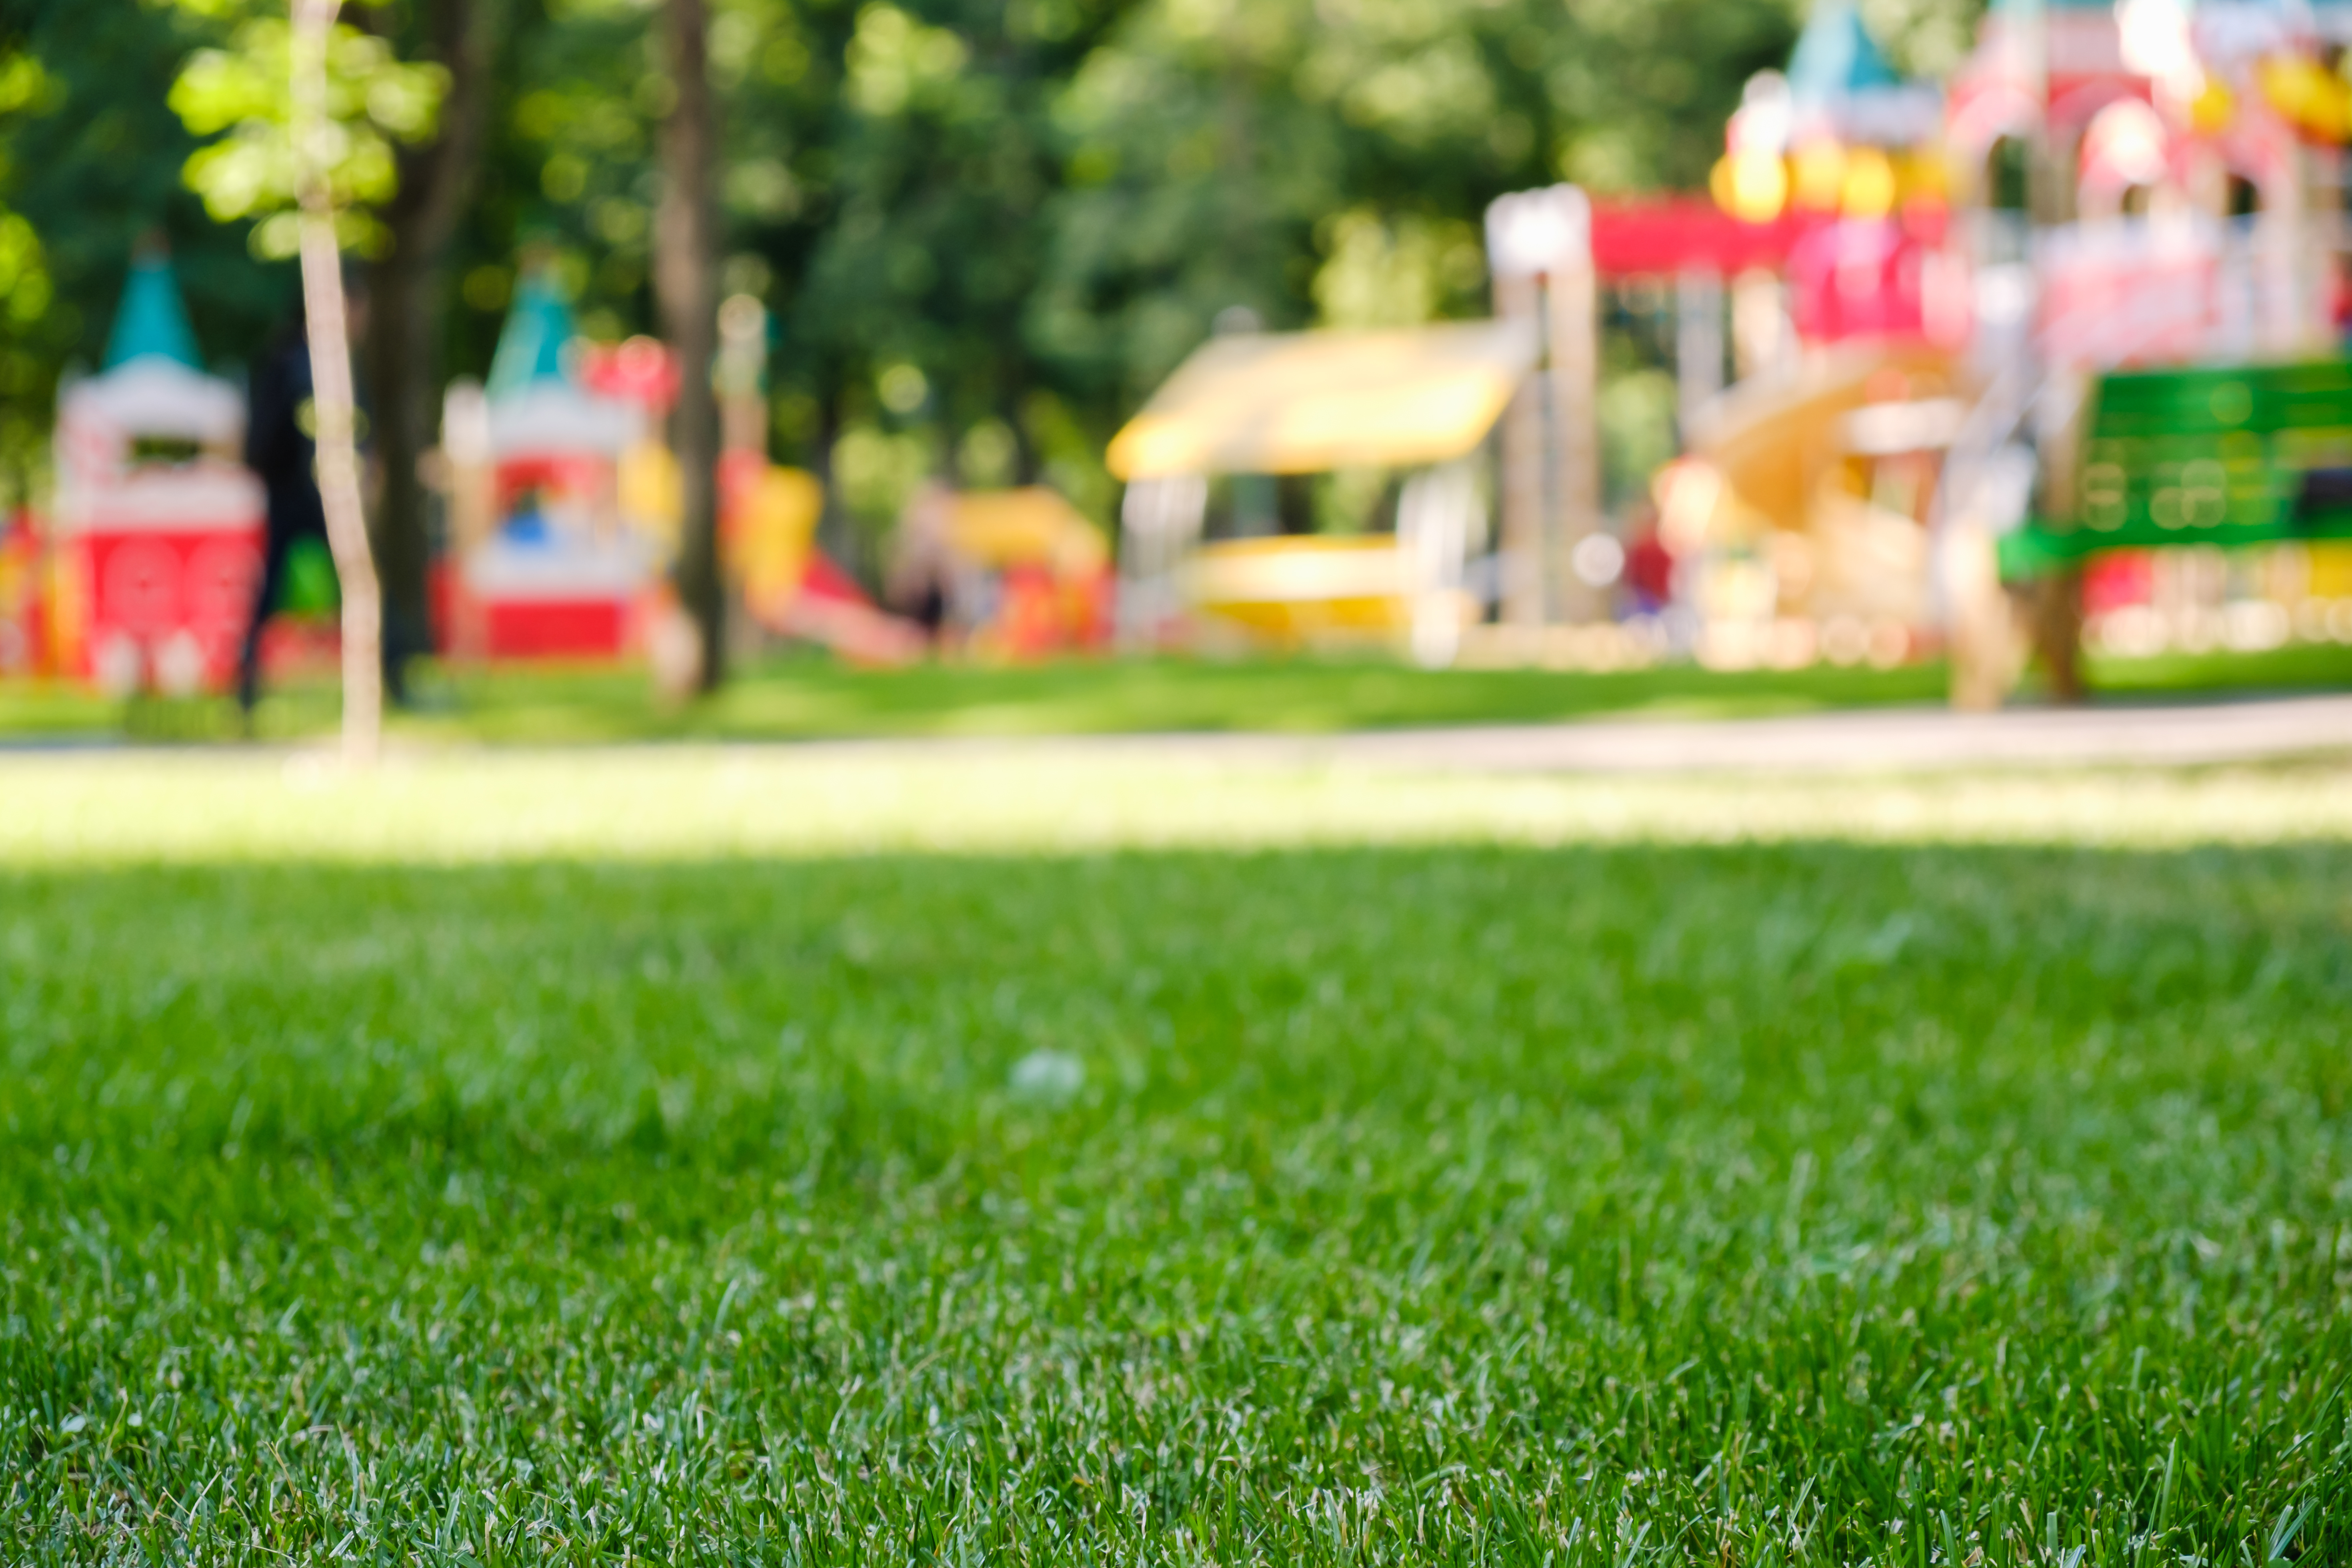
[887,692,2352,776]
[1324,692,2352,774]
[10,693,2350,776]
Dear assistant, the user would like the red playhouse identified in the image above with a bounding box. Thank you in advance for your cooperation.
[50,251,264,694]
[436,274,660,662]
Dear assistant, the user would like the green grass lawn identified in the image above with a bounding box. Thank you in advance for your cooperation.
[5,754,2350,1563]
[4,637,2348,745]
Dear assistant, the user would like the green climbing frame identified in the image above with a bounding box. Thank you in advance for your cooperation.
[2000,357,2352,580]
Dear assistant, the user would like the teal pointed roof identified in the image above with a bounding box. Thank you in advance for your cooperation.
[1788,2,1903,104]
[102,252,203,371]
[486,274,578,398]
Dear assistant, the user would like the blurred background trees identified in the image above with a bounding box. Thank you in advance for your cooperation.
[0,0,1984,564]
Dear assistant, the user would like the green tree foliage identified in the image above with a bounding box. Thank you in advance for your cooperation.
[0,2,297,504]
[170,9,449,257]
[0,48,57,503]
[4,0,1986,539]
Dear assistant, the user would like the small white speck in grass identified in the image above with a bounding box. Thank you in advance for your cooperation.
[1009,1048,1085,1105]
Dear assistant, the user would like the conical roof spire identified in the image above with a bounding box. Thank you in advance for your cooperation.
[1788,1,1904,105]
[102,244,204,372]
[486,272,579,399]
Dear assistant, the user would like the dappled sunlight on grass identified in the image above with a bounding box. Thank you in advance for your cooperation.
[4,746,2350,865]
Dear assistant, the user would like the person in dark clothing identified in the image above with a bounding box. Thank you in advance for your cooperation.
[236,309,332,716]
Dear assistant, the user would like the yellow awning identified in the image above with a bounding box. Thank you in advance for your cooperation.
[948,487,1108,572]
[1107,322,1539,480]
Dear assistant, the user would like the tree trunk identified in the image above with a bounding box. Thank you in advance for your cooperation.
[363,0,504,699]
[292,0,382,763]
[656,0,724,691]
[2028,564,2088,704]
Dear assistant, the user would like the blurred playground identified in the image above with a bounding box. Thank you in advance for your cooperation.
[10,0,2352,740]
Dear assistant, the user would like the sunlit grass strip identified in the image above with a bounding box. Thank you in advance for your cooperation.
[3,749,2351,864]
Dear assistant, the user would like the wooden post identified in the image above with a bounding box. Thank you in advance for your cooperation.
[291,0,382,763]
[2258,139,2318,356]
[1117,476,1207,650]
[1548,239,1601,626]
[1731,268,1793,382]
[2027,565,2086,702]
[1490,184,1597,630]
[717,294,769,457]
[1674,268,1725,437]
[1941,517,2020,712]
[1494,270,1545,628]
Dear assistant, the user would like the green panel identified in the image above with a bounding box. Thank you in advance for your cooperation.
[279,537,341,616]
[1996,524,2087,582]
[2000,510,2352,583]
[2047,359,2352,558]
[2088,360,2352,440]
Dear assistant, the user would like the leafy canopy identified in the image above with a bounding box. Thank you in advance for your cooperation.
[0,52,53,331]
[167,5,448,257]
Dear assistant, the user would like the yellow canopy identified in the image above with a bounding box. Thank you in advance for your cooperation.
[948,487,1109,573]
[1107,322,1539,480]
